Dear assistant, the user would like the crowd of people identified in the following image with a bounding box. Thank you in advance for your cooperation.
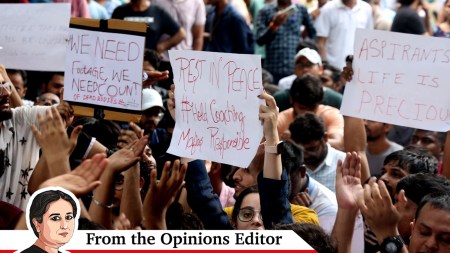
[1,0,450,252]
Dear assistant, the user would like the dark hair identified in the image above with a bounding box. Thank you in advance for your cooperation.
[72,118,121,150]
[403,145,439,170]
[290,74,324,107]
[282,141,305,200]
[398,0,415,6]
[144,49,161,69]
[415,193,450,220]
[396,173,450,206]
[384,150,438,174]
[6,69,28,85]
[282,141,304,175]
[296,40,319,53]
[290,112,326,144]
[274,223,338,253]
[43,72,64,84]
[323,63,341,83]
[261,68,274,84]
[78,217,105,230]
[166,202,205,229]
[29,190,77,237]
[412,129,447,147]
[231,185,259,224]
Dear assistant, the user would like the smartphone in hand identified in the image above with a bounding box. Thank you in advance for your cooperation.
[278,4,297,17]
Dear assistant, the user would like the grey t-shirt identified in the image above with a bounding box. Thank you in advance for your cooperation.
[366,141,403,176]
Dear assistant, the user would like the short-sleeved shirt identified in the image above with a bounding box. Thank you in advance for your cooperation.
[315,0,373,69]
[153,0,206,61]
[366,141,403,176]
[0,106,49,209]
[306,144,346,192]
[391,6,426,35]
[112,4,180,50]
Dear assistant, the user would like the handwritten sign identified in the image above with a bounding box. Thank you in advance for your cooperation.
[0,3,70,71]
[167,50,264,168]
[64,27,145,111]
[340,29,450,131]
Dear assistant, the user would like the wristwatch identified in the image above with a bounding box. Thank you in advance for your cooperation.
[380,235,404,253]
[265,141,284,154]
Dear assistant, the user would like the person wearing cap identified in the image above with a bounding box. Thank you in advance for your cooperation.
[139,88,174,171]
[140,88,165,136]
[274,47,343,111]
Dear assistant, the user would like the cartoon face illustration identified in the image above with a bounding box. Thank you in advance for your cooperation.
[33,198,75,247]
[25,188,79,253]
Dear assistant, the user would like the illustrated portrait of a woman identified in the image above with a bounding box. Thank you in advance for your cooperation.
[23,188,79,253]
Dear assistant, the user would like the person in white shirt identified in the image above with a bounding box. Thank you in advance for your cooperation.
[315,0,373,69]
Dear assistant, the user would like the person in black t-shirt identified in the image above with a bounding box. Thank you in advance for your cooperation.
[111,0,186,53]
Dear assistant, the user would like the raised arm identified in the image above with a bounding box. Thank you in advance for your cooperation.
[342,55,370,182]
[28,107,82,193]
[259,92,282,180]
[0,64,23,108]
[16,153,108,230]
[119,162,143,228]
[331,152,363,253]
[356,179,408,253]
[143,160,187,229]
[258,92,293,228]
[88,137,148,229]
[344,116,370,182]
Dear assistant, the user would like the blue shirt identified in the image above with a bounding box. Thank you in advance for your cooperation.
[256,3,316,76]
[205,4,255,54]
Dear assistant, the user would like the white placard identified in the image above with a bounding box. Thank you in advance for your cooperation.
[340,29,450,131]
[0,3,70,71]
[167,50,264,168]
[64,27,145,111]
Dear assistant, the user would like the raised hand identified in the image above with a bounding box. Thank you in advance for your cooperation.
[31,106,81,159]
[335,152,363,211]
[258,91,279,145]
[357,178,401,243]
[113,213,141,230]
[39,153,108,198]
[143,70,169,88]
[143,160,187,229]
[108,136,149,174]
[272,12,288,28]
[340,55,354,83]
[117,122,144,148]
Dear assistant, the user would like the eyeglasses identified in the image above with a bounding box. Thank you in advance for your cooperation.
[0,82,12,96]
[238,207,263,222]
